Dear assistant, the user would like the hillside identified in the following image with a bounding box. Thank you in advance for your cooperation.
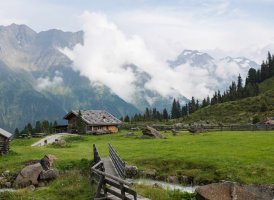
[0,24,139,131]
[181,77,274,124]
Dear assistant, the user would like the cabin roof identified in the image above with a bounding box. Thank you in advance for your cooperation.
[64,110,122,126]
[0,128,12,138]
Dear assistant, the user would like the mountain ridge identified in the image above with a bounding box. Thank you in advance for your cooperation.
[0,24,262,131]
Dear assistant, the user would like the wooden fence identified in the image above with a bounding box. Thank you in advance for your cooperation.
[91,144,137,200]
[109,143,126,178]
[194,124,274,132]
[121,124,274,132]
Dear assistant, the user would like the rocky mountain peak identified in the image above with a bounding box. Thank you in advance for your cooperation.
[168,49,214,68]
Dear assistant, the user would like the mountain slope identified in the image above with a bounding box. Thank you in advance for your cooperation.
[181,77,274,124]
[0,24,139,131]
[0,61,65,131]
[0,24,263,131]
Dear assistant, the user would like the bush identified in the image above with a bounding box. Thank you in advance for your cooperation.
[260,100,268,112]
[252,116,260,124]
[50,139,71,148]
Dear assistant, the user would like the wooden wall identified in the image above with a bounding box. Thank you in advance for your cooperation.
[0,135,10,155]
[107,126,119,133]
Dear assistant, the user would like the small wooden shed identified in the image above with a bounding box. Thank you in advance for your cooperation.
[0,128,12,155]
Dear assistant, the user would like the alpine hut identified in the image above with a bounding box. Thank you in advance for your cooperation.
[64,110,122,134]
[0,128,12,155]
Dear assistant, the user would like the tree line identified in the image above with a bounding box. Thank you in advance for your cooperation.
[14,120,58,138]
[122,52,274,122]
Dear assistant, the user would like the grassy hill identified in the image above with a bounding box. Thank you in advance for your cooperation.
[180,77,274,124]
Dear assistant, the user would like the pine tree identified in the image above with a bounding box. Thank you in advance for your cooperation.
[261,61,270,81]
[41,120,50,134]
[176,100,181,118]
[35,121,41,133]
[190,97,196,112]
[217,90,222,103]
[27,123,33,136]
[14,128,20,138]
[124,115,130,122]
[163,108,169,120]
[201,98,207,108]
[171,99,178,119]
[237,74,243,98]
[76,110,86,134]
[144,108,150,119]
[246,68,257,85]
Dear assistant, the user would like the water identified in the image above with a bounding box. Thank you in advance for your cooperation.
[128,178,198,193]
[0,188,16,193]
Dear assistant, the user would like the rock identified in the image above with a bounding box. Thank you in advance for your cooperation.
[179,175,193,184]
[13,163,43,188]
[55,139,67,147]
[27,184,35,191]
[5,182,11,188]
[40,157,50,170]
[39,169,59,180]
[0,177,7,187]
[153,183,161,188]
[196,182,274,200]
[46,154,58,167]
[168,176,179,184]
[174,123,183,128]
[38,181,46,187]
[125,166,138,178]
[188,124,206,134]
[142,126,165,139]
[40,155,56,170]
[142,169,157,178]
[171,129,178,134]
[2,170,10,177]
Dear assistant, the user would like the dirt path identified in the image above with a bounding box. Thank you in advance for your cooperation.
[31,133,76,147]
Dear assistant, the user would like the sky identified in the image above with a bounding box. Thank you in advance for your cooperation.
[1,0,274,60]
[1,0,274,101]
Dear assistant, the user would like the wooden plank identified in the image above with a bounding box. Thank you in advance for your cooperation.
[95,176,106,198]
[91,167,131,186]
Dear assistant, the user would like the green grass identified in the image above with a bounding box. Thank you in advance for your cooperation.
[0,170,94,200]
[1,130,274,199]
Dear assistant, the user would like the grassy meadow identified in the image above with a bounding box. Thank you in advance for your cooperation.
[1,130,274,199]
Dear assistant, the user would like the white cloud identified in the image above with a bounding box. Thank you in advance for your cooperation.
[112,7,274,63]
[63,11,218,102]
[37,74,63,91]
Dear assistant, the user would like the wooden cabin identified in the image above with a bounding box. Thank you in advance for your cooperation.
[0,128,12,155]
[64,110,122,134]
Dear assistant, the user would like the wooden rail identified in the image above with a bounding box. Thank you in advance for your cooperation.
[91,144,137,200]
[108,143,126,179]
[93,144,101,164]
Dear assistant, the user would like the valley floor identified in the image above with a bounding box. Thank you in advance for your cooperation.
[1,130,274,199]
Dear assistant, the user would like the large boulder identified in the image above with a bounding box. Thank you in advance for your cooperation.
[39,169,59,181]
[188,124,206,134]
[196,182,274,200]
[13,163,43,188]
[142,126,165,138]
